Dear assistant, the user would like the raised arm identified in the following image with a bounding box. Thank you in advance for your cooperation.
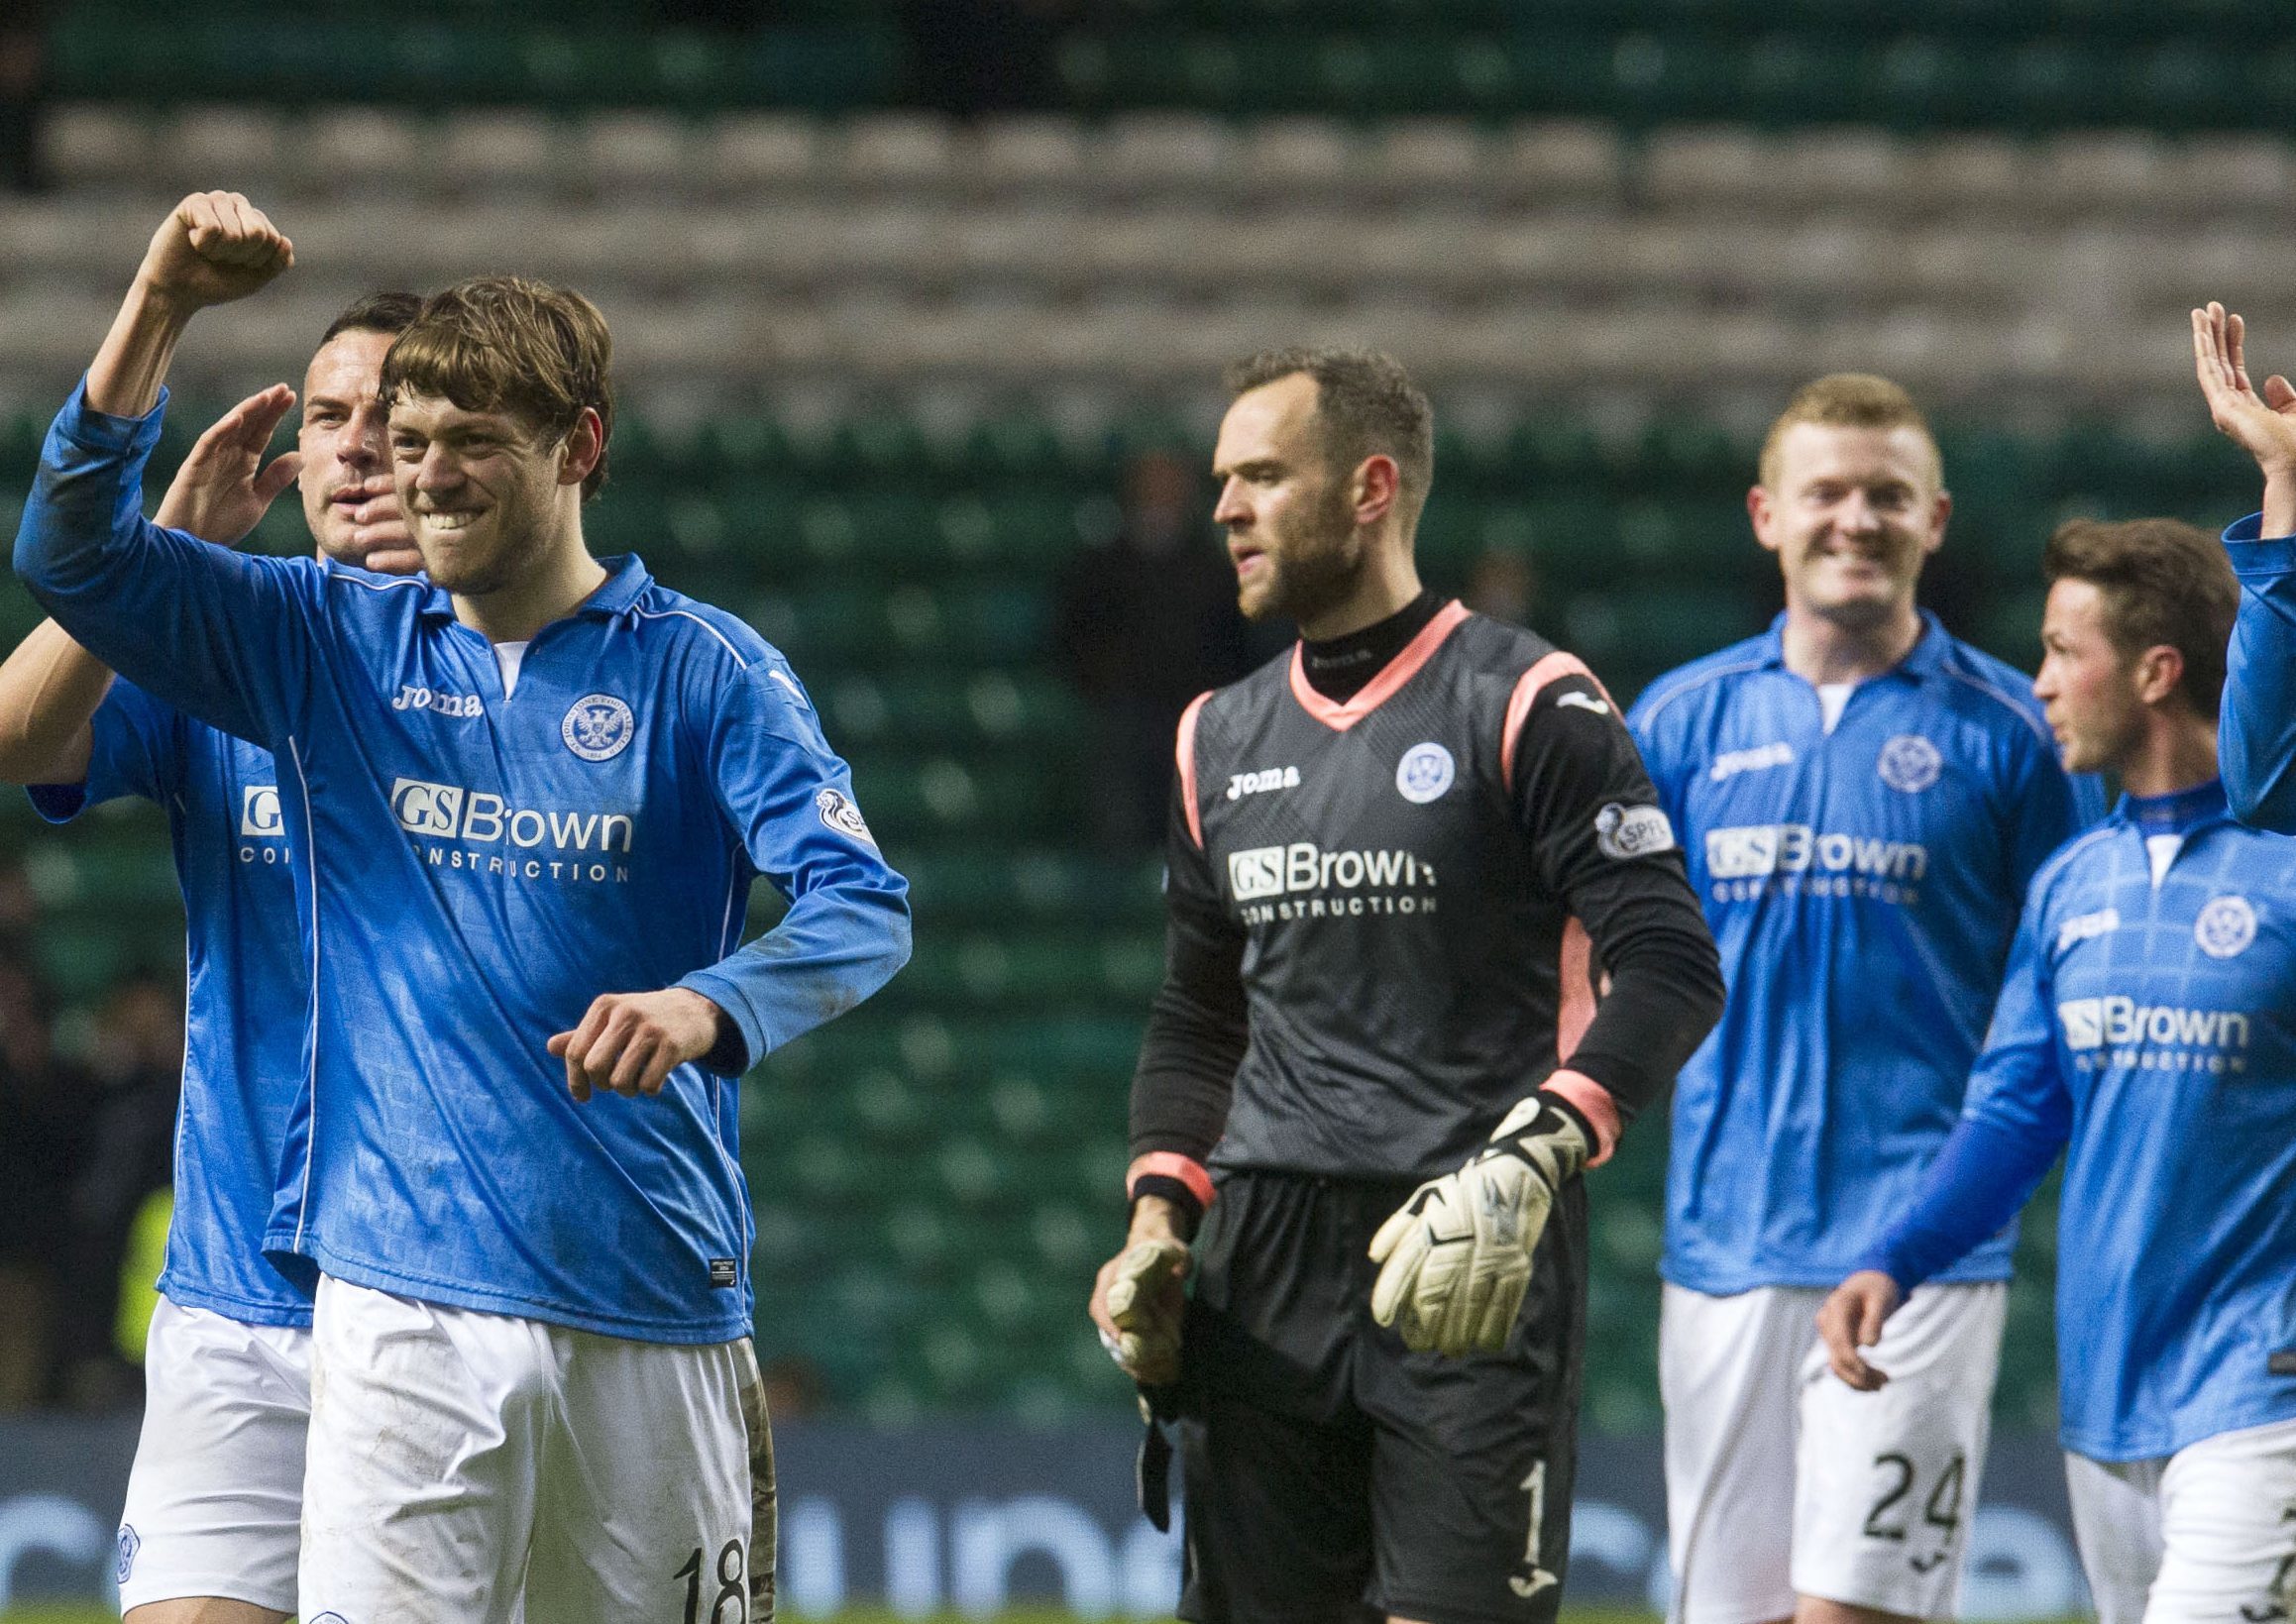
[0,386,304,785]
[13,195,322,748]
[2193,303,2296,828]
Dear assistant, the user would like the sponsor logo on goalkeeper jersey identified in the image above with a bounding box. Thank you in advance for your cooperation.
[389,777,635,883]
[1702,823,1926,904]
[1227,841,1438,923]
[2056,995,2251,1072]
[1226,765,1299,801]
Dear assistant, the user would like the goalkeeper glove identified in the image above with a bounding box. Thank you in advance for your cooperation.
[1101,1237,1191,1386]
[1367,1092,1589,1356]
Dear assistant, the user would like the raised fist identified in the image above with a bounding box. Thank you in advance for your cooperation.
[139,191,294,312]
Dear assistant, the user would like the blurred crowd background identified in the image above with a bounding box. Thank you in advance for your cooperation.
[0,0,2291,1433]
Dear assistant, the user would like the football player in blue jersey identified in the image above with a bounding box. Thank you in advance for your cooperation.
[1629,375,2099,1624]
[2192,301,2296,833]
[12,192,910,1619]
[0,285,419,1624]
[1819,516,2296,1624]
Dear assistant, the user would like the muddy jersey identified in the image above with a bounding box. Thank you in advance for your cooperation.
[1160,601,1714,1182]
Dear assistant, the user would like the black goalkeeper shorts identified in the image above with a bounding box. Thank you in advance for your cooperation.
[1173,1167,1588,1624]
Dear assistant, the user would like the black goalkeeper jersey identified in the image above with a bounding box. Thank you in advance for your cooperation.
[1132,600,1723,1185]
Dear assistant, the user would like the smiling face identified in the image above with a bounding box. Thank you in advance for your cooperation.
[1751,422,1948,631]
[2034,577,2148,775]
[388,393,592,596]
[1211,373,1364,625]
[297,328,404,567]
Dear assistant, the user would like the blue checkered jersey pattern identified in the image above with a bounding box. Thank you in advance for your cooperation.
[1871,782,2296,1461]
[14,384,912,1344]
[1628,613,2101,1293]
[2220,515,2296,833]
[29,681,315,1326]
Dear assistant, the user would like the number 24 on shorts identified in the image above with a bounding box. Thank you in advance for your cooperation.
[1862,1451,1967,1573]
[678,1539,750,1624]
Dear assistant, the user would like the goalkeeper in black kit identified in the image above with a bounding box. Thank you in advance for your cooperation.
[1088,350,1725,1624]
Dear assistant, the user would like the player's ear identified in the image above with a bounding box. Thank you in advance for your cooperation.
[1747,484,1782,554]
[1923,486,1952,553]
[2135,643,2185,708]
[558,407,605,488]
[1353,453,1400,528]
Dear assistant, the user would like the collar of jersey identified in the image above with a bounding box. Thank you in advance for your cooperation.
[1287,598,1471,731]
[1754,608,1950,682]
[411,553,654,622]
[2116,778,2231,837]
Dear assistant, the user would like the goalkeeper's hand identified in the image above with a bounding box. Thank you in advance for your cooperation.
[1367,1092,1589,1356]
[1090,1213,1191,1387]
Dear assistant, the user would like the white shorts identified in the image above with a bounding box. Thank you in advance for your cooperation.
[116,1294,312,1616]
[2065,1416,2296,1624]
[299,1274,756,1624]
[1661,1279,2007,1624]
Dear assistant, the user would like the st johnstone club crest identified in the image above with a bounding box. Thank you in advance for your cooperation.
[2195,895,2257,959]
[561,694,635,762]
[1876,733,1942,794]
[1396,742,1457,805]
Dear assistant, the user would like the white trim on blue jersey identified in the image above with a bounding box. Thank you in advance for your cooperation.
[15,383,912,1344]
[1629,612,2101,1293]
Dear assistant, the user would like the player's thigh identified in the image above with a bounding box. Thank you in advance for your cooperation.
[117,1298,307,1620]
[125,1599,288,1624]
[1358,1189,1585,1624]
[1175,1173,1384,1624]
[2063,1451,2165,1624]
[1177,1393,1376,1624]
[525,1329,754,1624]
[1793,1282,2005,1619]
[1660,1283,1818,1624]
[297,1276,542,1624]
[2147,1416,2296,1624]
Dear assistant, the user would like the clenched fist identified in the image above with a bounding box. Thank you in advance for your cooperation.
[140,191,294,313]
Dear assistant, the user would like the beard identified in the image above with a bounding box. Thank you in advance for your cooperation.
[1241,483,1365,625]
[422,518,537,596]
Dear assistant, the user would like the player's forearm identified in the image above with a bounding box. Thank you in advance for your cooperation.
[2265,468,2296,542]
[1563,888,1726,1126]
[84,273,200,420]
[1129,902,1248,1167]
[2221,522,2296,831]
[675,880,911,1073]
[1859,1108,2062,1293]
[0,619,111,784]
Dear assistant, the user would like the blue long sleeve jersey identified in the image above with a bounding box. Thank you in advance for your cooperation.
[2220,515,2296,832]
[1865,782,2296,1462]
[1629,614,2100,1292]
[31,682,315,1327]
[14,384,912,1344]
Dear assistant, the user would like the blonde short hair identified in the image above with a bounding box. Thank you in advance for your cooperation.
[1758,374,1939,490]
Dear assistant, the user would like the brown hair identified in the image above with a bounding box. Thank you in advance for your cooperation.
[1224,347,1435,531]
[2043,517,2238,713]
[1759,373,1940,489]
[380,275,614,500]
